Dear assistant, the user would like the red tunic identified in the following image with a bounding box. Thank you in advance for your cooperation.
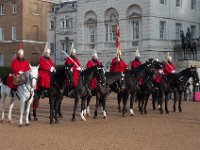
[131,59,142,70]
[86,59,100,89]
[164,62,176,75]
[154,69,163,83]
[37,57,55,89]
[65,56,81,87]
[7,58,30,89]
[110,58,128,72]
[131,59,143,85]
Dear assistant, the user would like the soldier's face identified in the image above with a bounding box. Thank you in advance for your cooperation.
[45,52,50,57]
[18,54,24,59]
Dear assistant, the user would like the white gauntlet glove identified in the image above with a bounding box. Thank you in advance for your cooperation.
[18,71,24,75]
[77,67,83,71]
[172,70,176,73]
[50,67,56,72]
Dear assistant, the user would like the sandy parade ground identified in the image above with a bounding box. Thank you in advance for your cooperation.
[0,93,200,150]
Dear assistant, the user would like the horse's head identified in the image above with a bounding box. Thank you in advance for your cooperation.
[188,66,199,85]
[65,63,74,85]
[29,65,39,89]
[96,63,106,85]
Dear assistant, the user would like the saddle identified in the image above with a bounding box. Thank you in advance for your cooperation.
[13,74,27,85]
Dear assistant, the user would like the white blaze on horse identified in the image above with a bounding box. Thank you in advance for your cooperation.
[1,65,39,127]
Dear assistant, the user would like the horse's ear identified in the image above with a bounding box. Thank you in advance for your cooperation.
[29,64,32,69]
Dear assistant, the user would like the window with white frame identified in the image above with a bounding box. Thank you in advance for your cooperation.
[0,53,4,66]
[105,24,117,42]
[191,0,196,10]
[0,4,5,15]
[160,21,166,39]
[132,21,140,40]
[65,19,73,29]
[175,23,182,40]
[12,26,17,41]
[176,0,182,7]
[61,42,65,52]
[61,20,65,29]
[49,21,54,30]
[160,0,166,5]
[11,52,17,60]
[191,25,196,39]
[50,43,54,54]
[12,2,17,14]
[88,25,96,43]
[0,27,4,41]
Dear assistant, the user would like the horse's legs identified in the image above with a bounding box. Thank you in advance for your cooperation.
[144,93,151,114]
[102,96,107,118]
[8,97,15,122]
[117,93,122,112]
[173,91,177,112]
[1,93,6,122]
[94,93,100,118]
[130,92,135,116]
[32,92,39,120]
[178,91,183,112]
[25,99,33,126]
[122,92,129,117]
[49,97,54,124]
[19,99,25,127]
[72,96,79,121]
[80,98,86,121]
[86,96,92,116]
[165,93,169,114]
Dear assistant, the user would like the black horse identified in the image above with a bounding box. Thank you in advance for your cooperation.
[156,66,199,114]
[137,68,156,114]
[33,66,67,124]
[180,30,197,59]
[117,59,158,116]
[64,63,106,121]
[92,72,123,118]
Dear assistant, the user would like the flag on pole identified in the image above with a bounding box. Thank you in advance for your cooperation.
[116,22,120,55]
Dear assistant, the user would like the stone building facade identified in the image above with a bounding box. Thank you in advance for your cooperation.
[48,0,200,68]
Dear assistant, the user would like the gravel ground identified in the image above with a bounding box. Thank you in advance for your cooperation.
[0,93,200,150]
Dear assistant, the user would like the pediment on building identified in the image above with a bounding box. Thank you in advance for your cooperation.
[128,12,142,18]
[57,4,76,13]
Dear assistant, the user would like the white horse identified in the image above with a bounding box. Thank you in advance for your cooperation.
[1,65,39,127]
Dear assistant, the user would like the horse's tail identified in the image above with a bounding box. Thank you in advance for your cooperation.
[1,83,11,96]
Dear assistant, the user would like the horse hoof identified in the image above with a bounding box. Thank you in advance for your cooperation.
[166,111,169,114]
[33,117,38,121]
[1,120,5,123]
[173,109,176,112]
[131,113,134,116]
[18,124,23,128]
[94,116,97,119]
[58,115,63,119]
[179,110,182,113]
[144,111,148,114]
[50,120,53,124]
[25,123,30,126]
[7,120,13,123]
[103,116,107,119]
[71,118,76,122]
[160,111,163,114]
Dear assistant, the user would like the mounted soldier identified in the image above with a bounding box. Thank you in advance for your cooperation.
[86,50,101,91]
[65,45,82,97]
[131,48,143,85]
[164,52,176,75]
[7,43,30,96]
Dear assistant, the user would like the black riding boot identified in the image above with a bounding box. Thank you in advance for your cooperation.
[33,110,38,121]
